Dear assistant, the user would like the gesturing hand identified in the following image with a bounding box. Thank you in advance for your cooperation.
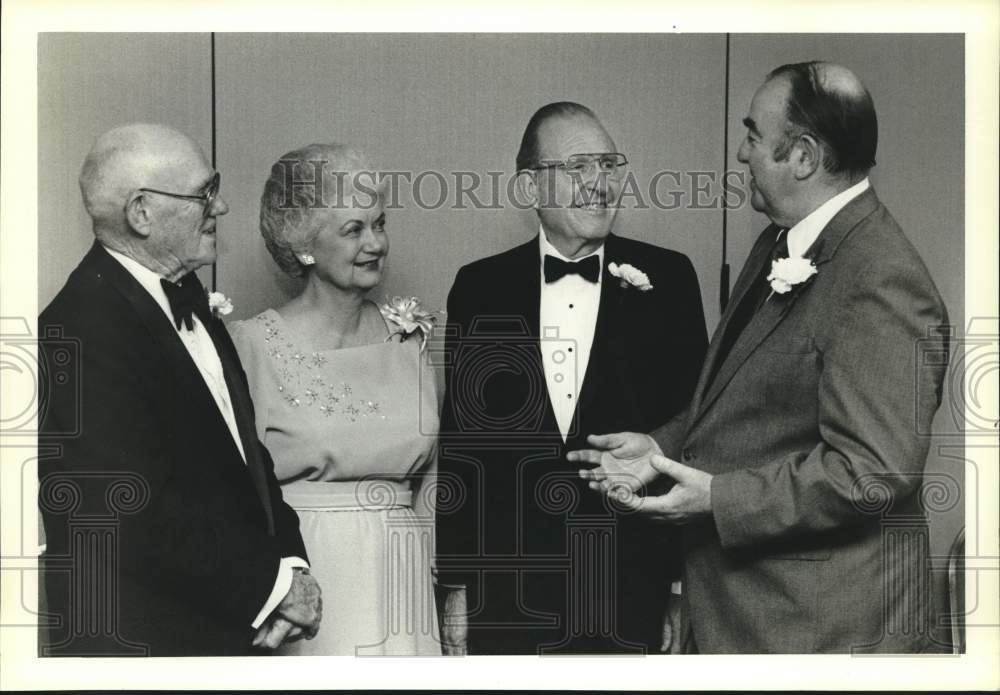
[610,454,713,524]
[569,432,663,494]
[277,567,322,639]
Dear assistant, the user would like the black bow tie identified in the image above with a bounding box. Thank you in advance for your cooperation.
[543,254,601,284]
[160,273,209,331]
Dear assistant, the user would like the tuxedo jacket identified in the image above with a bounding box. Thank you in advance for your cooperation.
[436,232,707,652]
[38,242,307,656]
[654,189,950,653]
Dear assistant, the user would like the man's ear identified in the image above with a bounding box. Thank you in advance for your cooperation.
[792,134,822,180]
[123,191,153,237]
[514,170,540,210]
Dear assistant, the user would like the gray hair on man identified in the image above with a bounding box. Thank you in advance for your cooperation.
[79,123,204,240]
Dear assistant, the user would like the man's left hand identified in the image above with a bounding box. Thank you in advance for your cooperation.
[608,455,713,523]
[252,615,304,651]
[275,567,322,638]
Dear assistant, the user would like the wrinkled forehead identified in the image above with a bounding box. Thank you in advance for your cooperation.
[537,114,617,160]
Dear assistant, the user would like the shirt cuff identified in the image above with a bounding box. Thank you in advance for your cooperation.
[251,556,309,629]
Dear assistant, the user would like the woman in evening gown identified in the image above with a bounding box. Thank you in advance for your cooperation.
[229,144,440,655]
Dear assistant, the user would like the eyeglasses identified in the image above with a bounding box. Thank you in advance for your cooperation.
[526,153,629,178]
[138,172,221,216]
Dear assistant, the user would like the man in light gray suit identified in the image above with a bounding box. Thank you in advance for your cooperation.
[570,61,950,653]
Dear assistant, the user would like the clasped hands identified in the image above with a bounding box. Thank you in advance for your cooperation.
[252,567,323,650]
[568,432,713,523]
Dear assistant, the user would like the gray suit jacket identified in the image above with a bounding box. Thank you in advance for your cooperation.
[654,188,950,653]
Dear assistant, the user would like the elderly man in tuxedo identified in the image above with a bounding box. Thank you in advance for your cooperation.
[573,62,950,653]
[38,124,321,656]
[436,102,708,654]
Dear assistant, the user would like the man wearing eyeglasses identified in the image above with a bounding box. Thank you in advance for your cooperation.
[436,102,708,654]
[38,123,321,656]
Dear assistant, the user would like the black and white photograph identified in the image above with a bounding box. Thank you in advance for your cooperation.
[1,0,997,690]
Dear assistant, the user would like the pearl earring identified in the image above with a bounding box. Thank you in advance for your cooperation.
[299,254,315,266]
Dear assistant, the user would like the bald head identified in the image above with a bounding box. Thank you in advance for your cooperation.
[814,62,868,98]
[766,61,878,179]
[79,123,208,238]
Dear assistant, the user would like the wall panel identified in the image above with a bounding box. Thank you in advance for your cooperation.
[38,33,214,307]
[214,34,726,327]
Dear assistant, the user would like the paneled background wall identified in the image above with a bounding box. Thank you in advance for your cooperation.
[38,34,215,299]
[213,33,726,328]
[37,33,964,560]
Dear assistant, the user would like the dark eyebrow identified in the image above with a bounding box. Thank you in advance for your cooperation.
[742,117,761,136]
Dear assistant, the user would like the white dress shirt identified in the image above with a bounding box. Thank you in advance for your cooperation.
[538,230,603,441]
[103,246,304,630]
[786,178,870,258]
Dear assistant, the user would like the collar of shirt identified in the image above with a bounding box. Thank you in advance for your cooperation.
[786,177,870,258]
[102,245,180,324]
[538,226,605,282]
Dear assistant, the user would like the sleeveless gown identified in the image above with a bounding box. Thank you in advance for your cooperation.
[230,308,440,655]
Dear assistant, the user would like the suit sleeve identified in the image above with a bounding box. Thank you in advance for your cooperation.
[711,254,949,549]
[39,313,294,628]
[650,412,689,460]
[435,266,477,586]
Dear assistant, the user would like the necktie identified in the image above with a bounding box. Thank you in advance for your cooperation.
[708,229,788,385]
[543,254,600,283]
[160,273,209,331]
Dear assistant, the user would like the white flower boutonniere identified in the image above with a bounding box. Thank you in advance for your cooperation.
[608,262,653,291]
[379,296,437,353]
[208,291,234,318]
[766,257,818,295]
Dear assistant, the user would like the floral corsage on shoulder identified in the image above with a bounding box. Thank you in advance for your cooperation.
[379,296,438,353]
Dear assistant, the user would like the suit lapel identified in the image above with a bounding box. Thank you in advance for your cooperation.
[574,236,620,421]
[198,308,277,535]
[515,238,543,341]
[689,189,882,430]
[687,225,779,420]
[509,238,561,438]
[88,245,225,428]
[89,244,274,527]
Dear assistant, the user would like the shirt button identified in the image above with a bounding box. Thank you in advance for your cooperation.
[568,304,574,309]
